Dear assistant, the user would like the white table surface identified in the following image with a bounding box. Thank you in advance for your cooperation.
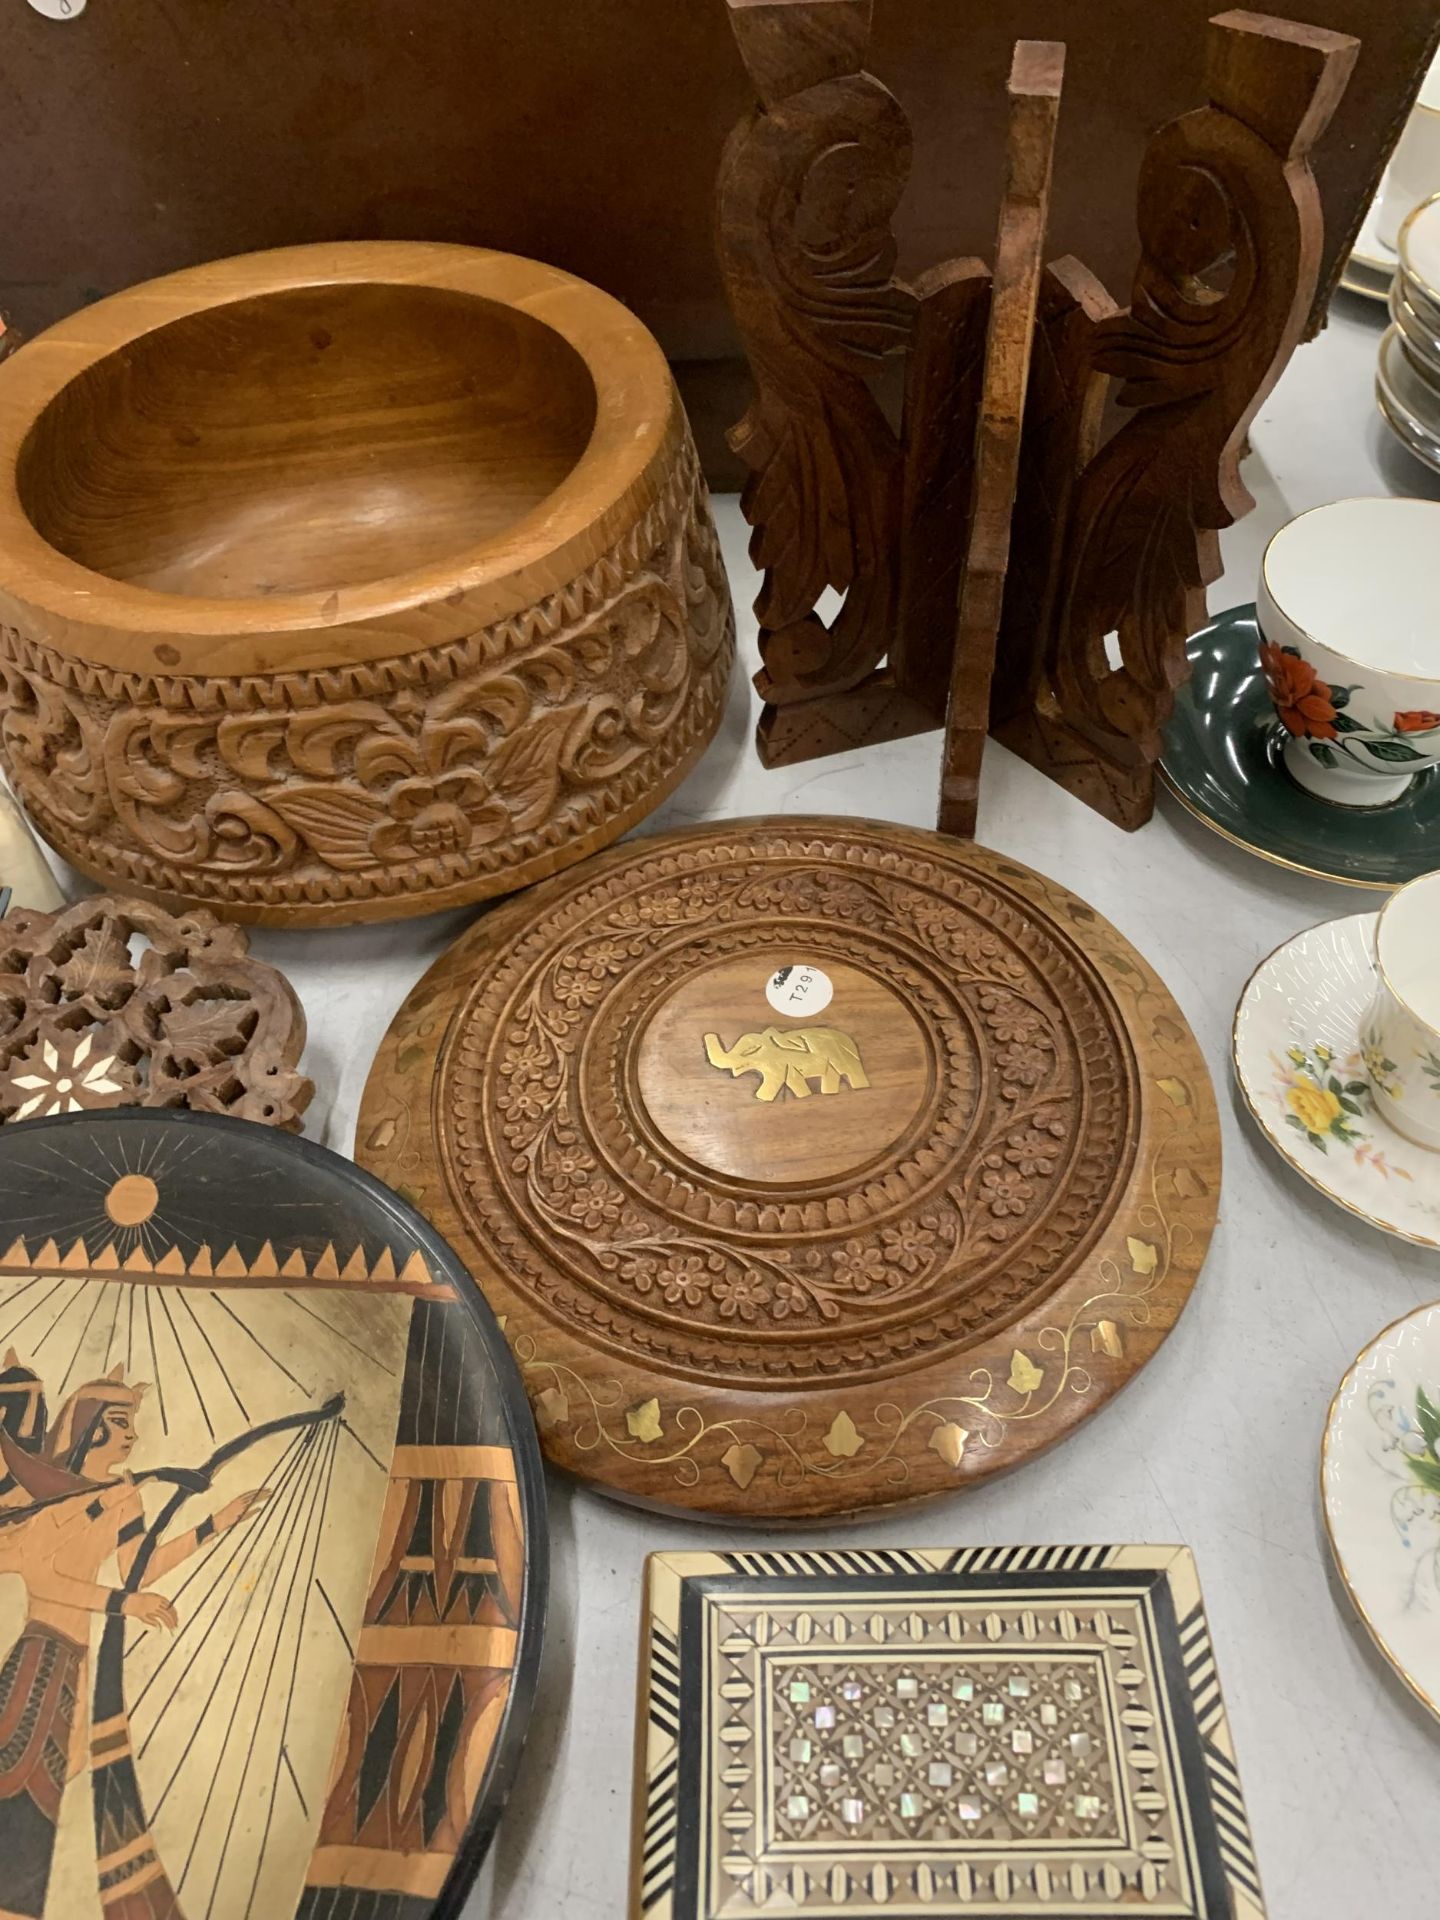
[18,286,1440,1917]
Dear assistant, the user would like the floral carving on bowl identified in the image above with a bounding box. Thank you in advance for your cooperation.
[0,441,733,922]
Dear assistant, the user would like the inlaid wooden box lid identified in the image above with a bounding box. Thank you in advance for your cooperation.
[631,1545,1263,1918]
[358,818,1220,1520]
[0,1109,545,1919]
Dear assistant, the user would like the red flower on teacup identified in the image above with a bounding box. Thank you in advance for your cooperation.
[1259,643,1338,740]
[1394,711,1440,734]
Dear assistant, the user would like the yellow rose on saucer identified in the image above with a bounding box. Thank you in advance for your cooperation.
[1287,1074,1342,1136]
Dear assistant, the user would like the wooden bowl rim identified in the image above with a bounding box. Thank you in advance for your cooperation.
[0,241,676,673]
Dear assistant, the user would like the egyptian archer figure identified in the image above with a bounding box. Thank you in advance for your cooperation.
[0,1364,272,1920]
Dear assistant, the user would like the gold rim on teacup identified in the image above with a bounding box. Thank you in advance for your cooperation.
[1365,869,1440,1153]
[1373,868,1440,1034]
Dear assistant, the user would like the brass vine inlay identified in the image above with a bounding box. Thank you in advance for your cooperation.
[357,822,1219,1514]
[701,1025,870,1103]
[512,1107,1187,1497]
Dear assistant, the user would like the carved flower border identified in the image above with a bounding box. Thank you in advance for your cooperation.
[358,831,1217,1507]
[445,840,1137,1382]
[508,1071,1199,1499]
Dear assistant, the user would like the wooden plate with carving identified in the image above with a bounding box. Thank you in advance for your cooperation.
[358,818,1220,1521]
[0,1108,545,1920]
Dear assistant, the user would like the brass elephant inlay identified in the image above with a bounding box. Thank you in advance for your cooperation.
[702,1025,870,1102]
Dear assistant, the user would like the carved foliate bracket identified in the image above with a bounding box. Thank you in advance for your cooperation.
[717,0,988,768]
[995,9,1359,828]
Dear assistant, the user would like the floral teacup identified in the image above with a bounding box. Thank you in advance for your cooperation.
[1258,497,1440,809]
[1362,870,1440,1152]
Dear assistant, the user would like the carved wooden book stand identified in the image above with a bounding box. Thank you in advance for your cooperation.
[718,2,1358,831]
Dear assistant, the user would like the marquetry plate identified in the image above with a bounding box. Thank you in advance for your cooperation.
[0,1108,545,1920]
[631,1545,1265,1919]
[357,818,1220,1520]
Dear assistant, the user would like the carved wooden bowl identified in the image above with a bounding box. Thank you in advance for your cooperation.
[357,817,1221,1522]
[0,243,734,925]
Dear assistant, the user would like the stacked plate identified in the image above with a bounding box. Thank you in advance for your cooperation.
[1379,191,1440,474]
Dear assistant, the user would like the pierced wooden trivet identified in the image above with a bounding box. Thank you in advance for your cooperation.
[0,894,312,1128]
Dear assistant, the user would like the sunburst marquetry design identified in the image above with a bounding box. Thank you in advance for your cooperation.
[0,1111,543,1920]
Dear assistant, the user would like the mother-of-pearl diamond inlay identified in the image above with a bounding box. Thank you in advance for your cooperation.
[768,1650,1121,1848]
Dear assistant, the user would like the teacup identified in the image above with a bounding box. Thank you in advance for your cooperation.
[1258,497,1440,809]
[1361,870,1440,1152]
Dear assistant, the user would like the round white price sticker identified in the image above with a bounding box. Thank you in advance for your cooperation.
[765,963,833,1017]
[27,0,87,18]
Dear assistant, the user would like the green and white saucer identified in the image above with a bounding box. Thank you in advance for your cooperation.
[1233,910,1440,1249]
[1160,604,1440,889]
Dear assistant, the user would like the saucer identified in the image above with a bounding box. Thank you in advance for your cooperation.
[1340,192,1397,302]
[1232,911,1440,1249]
[1159,604,1440,889]
[1323,1299,1440,1720]
[1377,321,1440,477]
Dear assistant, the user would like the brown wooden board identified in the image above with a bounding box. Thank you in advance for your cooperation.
[891,260,992,708]
[356,817,1220,1523]
[0,1108,546,1920]
[740,253,991,771]
[631,1546,1264,1918]
[0,244,734,926]
[1,0,1433,487]
[988,257,1118,759]
[716,0,996,773]
[937,43,1064,841]
[0,894,312,1130]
